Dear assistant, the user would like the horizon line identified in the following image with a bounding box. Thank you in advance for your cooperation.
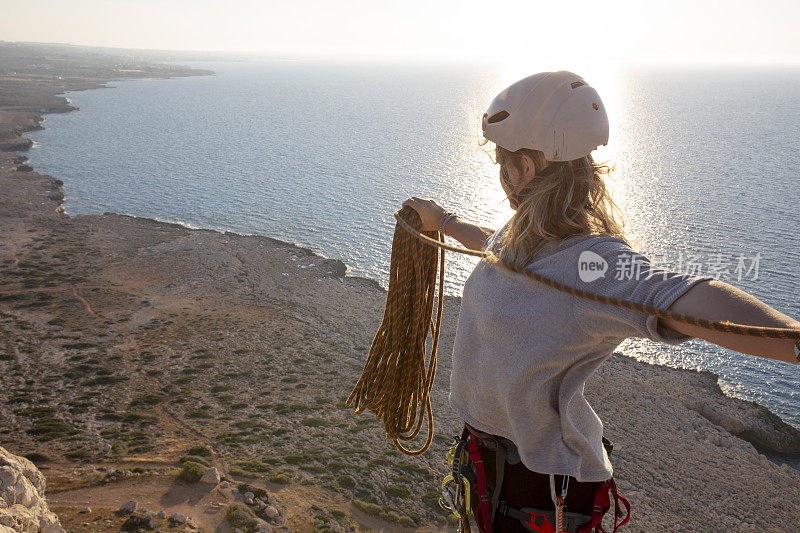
[4,39,800,69]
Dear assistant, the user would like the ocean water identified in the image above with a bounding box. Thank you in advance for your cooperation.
[25,61,800,429]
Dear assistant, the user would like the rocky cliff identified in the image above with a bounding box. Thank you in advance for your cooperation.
[0,447,64,533]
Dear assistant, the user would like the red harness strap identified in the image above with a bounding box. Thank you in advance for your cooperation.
[577,478,630,533]
[465,431,494,533]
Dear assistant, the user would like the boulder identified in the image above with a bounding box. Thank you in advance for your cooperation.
[0,446,65,533]
[200,467,220,485]
[169,512,186,524]
[120,510,156,531]
[119,500,138,514]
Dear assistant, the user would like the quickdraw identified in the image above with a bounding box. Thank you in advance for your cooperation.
[549,473,569,533]
[440,429,476,532]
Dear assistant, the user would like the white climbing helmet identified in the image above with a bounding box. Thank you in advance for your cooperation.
[481,71,609,161]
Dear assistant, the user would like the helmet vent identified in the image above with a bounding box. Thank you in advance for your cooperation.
[570,81,586,89]
[487,110,509,124]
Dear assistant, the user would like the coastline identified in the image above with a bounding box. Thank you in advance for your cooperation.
[24,67,799,436]
[2,47,800,531]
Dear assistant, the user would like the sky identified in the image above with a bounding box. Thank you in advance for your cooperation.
[2,0,800,65]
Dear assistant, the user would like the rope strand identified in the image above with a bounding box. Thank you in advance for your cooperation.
[393,211,800,343]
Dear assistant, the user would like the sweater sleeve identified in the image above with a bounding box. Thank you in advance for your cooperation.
[572,237,714,344]
[482,221,507,253]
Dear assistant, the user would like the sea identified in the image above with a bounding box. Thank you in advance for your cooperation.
[25,60,800,430]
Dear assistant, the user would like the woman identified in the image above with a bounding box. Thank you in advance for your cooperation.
[403,71,800,532]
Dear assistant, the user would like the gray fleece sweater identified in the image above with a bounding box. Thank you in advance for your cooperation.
[449,223,712,481]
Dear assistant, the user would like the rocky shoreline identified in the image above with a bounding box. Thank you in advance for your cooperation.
[2,43,800,532]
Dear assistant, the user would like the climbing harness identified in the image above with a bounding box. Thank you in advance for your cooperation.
[440,425,630,533]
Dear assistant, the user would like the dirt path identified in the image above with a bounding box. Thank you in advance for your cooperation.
[71,286,101,318]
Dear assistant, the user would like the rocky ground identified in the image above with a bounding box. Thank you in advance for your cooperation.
[1,42,799,532]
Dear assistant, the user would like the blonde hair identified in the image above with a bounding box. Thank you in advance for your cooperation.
[490,144,627,266]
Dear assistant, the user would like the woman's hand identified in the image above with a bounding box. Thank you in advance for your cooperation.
[401,197,447,232]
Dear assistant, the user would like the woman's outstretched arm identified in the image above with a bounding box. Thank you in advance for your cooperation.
[402,197,494,251]
[659,279,800,364]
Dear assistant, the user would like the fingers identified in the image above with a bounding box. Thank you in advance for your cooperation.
[402,197,440,216]
[403,197,431,206]
[402,199,421,220]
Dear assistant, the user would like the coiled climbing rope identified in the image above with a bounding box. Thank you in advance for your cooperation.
[347,207,444,455]
[348,208,800,456]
